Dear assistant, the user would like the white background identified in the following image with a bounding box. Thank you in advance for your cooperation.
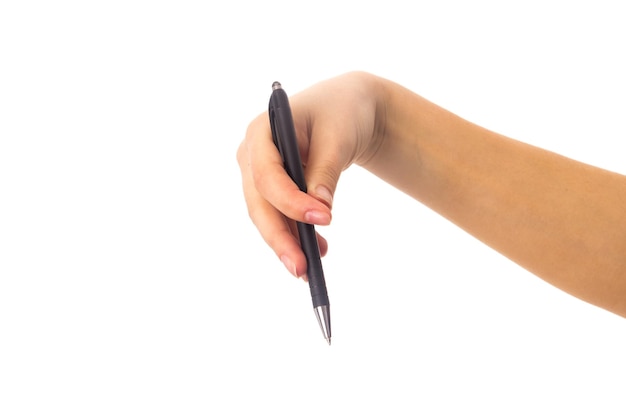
[2,1,626,415]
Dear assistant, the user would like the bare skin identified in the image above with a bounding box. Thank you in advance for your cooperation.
[237,71,626,318]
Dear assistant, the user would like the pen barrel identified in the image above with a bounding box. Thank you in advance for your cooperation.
[297,222,330,308]
[270,84,330,310]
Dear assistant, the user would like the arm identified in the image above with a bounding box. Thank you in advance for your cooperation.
[367,75,626,317]
[238,71,626,317]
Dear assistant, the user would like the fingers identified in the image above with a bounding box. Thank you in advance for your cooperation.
[238,149,306,277]
[237,116,331,278]
[245,115,332,225]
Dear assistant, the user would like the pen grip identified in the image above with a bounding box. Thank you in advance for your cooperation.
[297,222,329,308]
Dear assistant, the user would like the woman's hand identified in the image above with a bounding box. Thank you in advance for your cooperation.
[236,72,385,279]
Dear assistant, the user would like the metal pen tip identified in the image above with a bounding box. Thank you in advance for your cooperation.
[314,305,331,346]
[272,81,282,90]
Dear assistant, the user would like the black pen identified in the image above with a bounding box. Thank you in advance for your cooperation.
[268,81,331,346]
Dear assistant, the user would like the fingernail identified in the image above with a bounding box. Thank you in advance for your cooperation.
[304,210,331,225]
[315,185,334,207]
[280,255,297,277]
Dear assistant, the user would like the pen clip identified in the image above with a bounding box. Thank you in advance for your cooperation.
[268,101,284,163]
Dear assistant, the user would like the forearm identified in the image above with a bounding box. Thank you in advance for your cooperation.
[364,76,626,316]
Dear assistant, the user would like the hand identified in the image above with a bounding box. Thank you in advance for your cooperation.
[237,72,385,279]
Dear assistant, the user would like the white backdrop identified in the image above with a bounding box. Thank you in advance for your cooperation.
[2,1,625,415]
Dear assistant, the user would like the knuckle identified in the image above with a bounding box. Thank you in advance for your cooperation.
[250,163,269,190]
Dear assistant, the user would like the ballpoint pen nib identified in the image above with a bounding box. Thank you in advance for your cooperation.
[314,305,331,346]
[272,81,282,91]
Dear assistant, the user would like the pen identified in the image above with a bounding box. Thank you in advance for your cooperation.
[268,81,332,346]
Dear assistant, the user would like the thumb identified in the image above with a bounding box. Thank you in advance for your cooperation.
[304,126,353,210]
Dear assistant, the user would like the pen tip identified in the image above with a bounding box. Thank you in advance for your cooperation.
[327,338,331,346]
[272,81,282,91]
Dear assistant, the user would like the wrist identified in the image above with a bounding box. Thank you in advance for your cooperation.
[359,75,426,193]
